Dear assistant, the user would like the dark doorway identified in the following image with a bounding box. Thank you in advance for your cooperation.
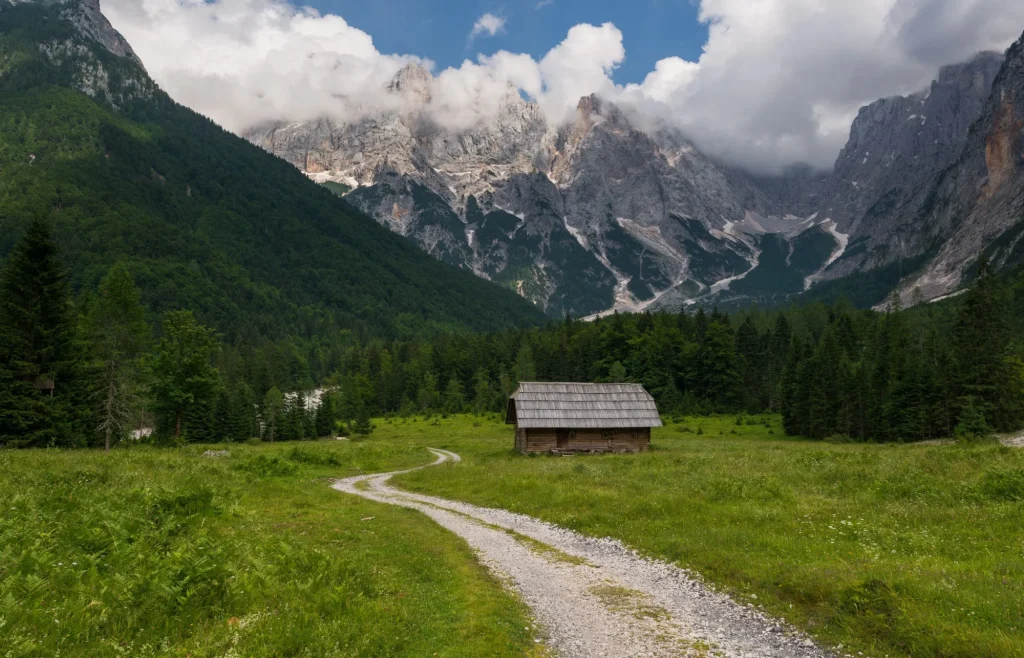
[556,429,570,449]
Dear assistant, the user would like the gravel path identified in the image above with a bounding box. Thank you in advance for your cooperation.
[1002,429,1024,447]
[332,449,840,658]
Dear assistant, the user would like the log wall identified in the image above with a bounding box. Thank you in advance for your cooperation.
[518,428,650,454]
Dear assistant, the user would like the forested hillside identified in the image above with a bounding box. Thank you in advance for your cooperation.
[0,3,546,342]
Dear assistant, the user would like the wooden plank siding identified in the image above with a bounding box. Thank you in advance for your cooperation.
[520,428,650,454]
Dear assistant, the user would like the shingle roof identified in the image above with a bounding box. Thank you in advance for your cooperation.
[507,382,663,429]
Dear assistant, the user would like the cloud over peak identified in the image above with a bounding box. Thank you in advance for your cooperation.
[103,0,1024,174]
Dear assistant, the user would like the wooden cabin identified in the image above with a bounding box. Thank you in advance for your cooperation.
[506,382,663,454]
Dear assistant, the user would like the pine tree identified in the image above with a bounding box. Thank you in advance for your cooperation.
[151,311,220,442]
[955,257,1018,430]
[693,318,743,411]
[736,317,764,413]
[228,383,256,442]
[607,361,628,383]
[443,376,466,414]
[513,343,537,384]
[86,264,151,451]
[284,392,308,440]
[955,396,991,441]
[262,386,285,442]
[352,404,375,437]
[303,394,317,439]
[0,218,89,448]
[315,392,336,437]
[767,313,792,411]
[472,368,496,414]
[417,372,439,413]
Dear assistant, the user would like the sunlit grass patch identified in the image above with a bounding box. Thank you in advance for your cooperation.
[0,439,537,657]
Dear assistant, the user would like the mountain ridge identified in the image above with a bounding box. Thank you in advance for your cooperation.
[248,47,1021,314]
[0,0,548,339]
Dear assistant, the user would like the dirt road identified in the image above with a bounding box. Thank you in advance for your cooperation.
[333,449,839,658]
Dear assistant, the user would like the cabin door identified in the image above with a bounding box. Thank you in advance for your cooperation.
[556,429,570,449]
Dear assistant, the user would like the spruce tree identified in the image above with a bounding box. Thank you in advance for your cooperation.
[736,317,764,413]
[417,373,439,412]
[955,257,1018,430]
[303,394,317,439]
[472,368,496,414]
[955,396,991,441]
[693,319,743,411]
[767,313,792,411]
[315,392,336,437]
[0,218,89,448]
[151,311,220,442]
[87,264,151,451]
[229,383,256,442]
[443,376,466,414]
[262,386,285,442]
[284,393,308,440]
[513,343,537,384]
[352,404,375,437]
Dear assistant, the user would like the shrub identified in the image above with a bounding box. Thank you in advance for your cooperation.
[234,455,298,477]
[151,485,216,518]
[980,468,1024,501]
[955,396,991,441]
[288,447,342,467]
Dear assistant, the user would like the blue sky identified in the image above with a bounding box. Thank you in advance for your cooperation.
[312,0,708,85]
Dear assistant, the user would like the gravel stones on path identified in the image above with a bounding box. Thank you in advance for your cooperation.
[332,449,841,658]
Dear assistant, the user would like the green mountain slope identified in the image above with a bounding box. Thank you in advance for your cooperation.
[0,1,546,341]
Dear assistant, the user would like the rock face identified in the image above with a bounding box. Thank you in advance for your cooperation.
[248,67,845,316]
[248,47,1023,314]
[795,52,1005,282]
[902,35,1024,302]
[2,0,154,108]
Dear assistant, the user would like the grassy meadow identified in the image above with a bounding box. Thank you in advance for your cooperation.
[387,414,1024,658]
[3,415,1023,658]
[0,440,540,658]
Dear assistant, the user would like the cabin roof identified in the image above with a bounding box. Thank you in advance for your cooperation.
[506,382,663,429]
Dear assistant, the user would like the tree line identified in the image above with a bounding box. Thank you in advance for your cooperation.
[0,219,348,449]
[2,218,1022,449]
[307,265,1023,442]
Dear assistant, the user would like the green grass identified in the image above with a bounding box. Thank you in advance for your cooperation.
[5,415,1024,658]
[385,414,1024,658]
[0,439,540,657]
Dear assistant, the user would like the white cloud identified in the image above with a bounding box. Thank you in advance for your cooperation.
[103,0,424,132]
[469,13,506,41]
[103,0,1024,173]
[626,0,1024,171]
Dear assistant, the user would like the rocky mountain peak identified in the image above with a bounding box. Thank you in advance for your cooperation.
[68,0,140,62]
[2,0,154,109]
[387,62,433,104]
[937,51,1004,87]
[5,0,142,63]
[250,37,1024,315]
[900,30,1024,303]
